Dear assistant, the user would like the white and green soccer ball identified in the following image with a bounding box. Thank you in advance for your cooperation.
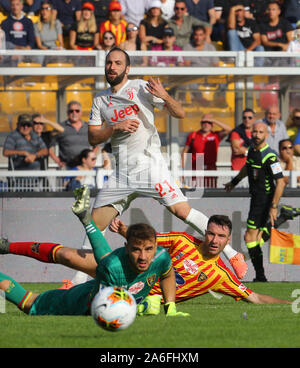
[91,285,137,331]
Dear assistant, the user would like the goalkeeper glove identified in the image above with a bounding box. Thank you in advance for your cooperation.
[164,302,190,317]
[137,295,162,316]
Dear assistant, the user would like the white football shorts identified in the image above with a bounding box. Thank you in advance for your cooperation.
[93,165,187,215]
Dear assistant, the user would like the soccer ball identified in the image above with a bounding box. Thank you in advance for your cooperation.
[91,285,137,331]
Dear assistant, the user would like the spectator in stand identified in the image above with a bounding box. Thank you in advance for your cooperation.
[120,23,141,51]
[285,107,300,145]
[120,0,149,28]
[260,1,294,51]
[90,0,112,28]
[120,23,143,65]
[34,1,64,50]
[149,27,184,66]
[227,4,264,52]
[3,114,48,170]
[228,108,255,171]
[212,0,250,45]
[278,138,300,186]
[0,0,10,14]
[51,101,97,169]
[1,0,35,50]
[181,113,231,188]
[69,2,100,50]
[100,29,116,51]
[99,1,127,46]
[292,115,300,157]
[31,113,64,166]
[167,0,211,48]
[23,0,42,15]
[185,0,216,42]
[161,0,175,21]
[282,0,300,29]
[183,25,219,66]
[0,0,43,15]
[248,0,270,24]
[139,1,168,50]
[258,105,289,154]
[287,20,300,50]
[51,0,81,40]
[64,148,98,190]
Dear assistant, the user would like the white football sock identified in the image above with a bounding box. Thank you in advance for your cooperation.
[184,208,208,237]
[222,244,238,260]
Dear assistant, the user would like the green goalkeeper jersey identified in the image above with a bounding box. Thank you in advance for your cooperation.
[94,246,172,305]
[29,246,172,316]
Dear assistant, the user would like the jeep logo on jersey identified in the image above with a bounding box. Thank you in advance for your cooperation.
[111,104,140,122]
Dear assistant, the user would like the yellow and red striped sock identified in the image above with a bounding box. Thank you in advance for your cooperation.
[9,242,64,263]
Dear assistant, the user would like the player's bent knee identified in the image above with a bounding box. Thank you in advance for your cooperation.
[168,202,191,220]
[0,280,10,291]
[56,247,76,266]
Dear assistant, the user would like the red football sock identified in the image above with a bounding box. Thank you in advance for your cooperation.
[8,242,63,263]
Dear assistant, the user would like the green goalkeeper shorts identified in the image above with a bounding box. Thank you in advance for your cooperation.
[29,279,96,316]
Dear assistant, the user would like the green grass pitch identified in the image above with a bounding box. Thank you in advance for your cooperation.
[0,282,300,348]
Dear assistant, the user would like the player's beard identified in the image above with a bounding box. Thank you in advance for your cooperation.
[105,67,127,87]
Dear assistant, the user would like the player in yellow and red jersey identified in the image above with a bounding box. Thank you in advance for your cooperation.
[150,231,252,303]
[109,215,290,305]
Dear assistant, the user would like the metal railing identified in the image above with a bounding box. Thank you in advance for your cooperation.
[0,169,298,192]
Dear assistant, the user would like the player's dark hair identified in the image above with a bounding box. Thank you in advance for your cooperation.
[208,215,232,235]
[126,223,157,243]
[105,46,131,67]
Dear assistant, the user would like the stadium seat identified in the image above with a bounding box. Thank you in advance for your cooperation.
[0,12,7,23]
[66,83,93,114]
[154,108,167,132]
[0,116,12,132]
[26,14,39,24]
[46,62,74,67]
[0,86,33,115]
[17,61,42,67]
[27,83,57,119]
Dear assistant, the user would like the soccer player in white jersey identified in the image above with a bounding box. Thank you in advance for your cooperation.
[70,47,247,286]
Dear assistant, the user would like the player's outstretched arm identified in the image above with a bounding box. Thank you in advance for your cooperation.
[72,186,112,264]
[245,292,291,304]
[160,268,190,317]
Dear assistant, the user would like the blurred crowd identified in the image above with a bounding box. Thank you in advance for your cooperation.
[0,0,299,56]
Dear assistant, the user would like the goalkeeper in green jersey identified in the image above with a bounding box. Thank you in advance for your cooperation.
[0,187,189,317]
